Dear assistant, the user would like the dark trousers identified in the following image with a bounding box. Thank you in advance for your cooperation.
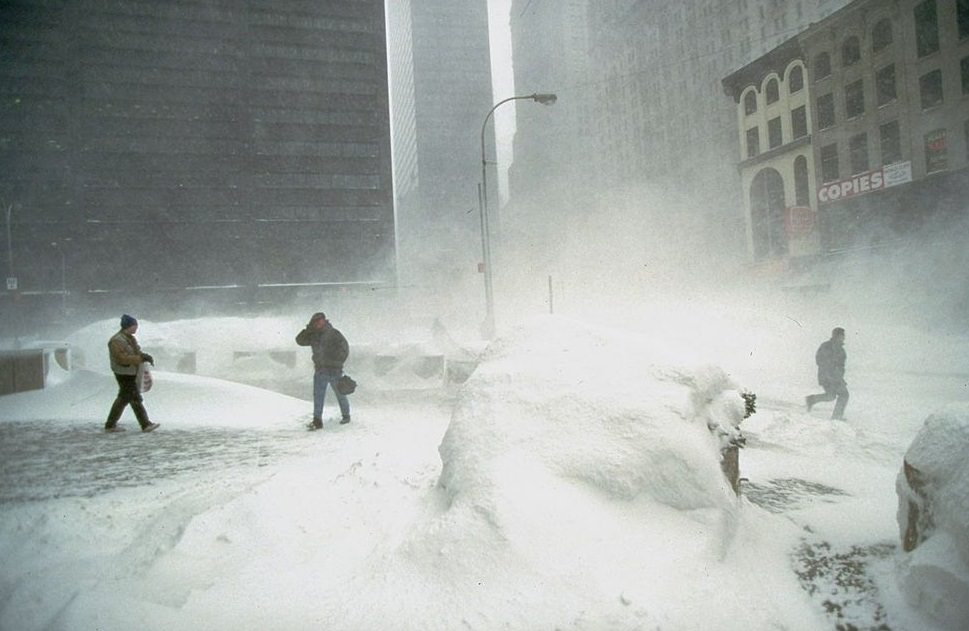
[106,373,150,429]
[807,382,849,420]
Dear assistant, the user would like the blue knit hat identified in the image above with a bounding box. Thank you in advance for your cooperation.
[120,314,137,329]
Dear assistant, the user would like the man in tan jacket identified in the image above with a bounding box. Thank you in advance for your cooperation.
[105,314,160,432]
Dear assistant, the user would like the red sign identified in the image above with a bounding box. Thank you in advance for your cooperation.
[785,206,815,237]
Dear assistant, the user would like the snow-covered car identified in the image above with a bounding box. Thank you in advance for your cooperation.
[895,404,969,629]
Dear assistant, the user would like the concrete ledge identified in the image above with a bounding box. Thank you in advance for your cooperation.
[0,346,71,395]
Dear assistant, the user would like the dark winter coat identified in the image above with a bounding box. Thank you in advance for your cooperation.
[108,330,144,376]
[815,339,846,387]
[296,322,349,371]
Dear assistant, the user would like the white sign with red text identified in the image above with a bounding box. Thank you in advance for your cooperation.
[817,161,912,203]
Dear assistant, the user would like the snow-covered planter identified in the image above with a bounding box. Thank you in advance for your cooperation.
[895,404,969,628]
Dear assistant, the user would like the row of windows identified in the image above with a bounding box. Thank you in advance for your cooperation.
[814,20,890,79]
[745,105,809,158]
[743,66,804,115]
[817,119,969,184]
[814,59,957,131]
[814,0,969,82]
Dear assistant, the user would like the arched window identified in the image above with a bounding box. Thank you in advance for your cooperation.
[766,78,779,104]
[842,36,861,66]
[788,65,804,93]
[749,168,788,260]
[815,52,831,79]
[794,156,810,206]
[872,19,893,52]
[744,90,757,115]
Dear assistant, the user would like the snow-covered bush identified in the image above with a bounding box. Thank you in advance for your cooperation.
[895,404,969,628]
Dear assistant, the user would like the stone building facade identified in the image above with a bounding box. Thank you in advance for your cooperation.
[724,0,969,261]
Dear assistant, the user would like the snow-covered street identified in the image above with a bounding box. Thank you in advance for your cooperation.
[1,301,967,630]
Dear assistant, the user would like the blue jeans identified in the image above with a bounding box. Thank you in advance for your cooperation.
[313,368,350,421]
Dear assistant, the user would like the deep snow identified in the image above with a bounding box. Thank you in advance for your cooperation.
[1,302,968,630]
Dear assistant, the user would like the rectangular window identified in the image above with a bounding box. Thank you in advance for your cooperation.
[959,0,969,40]
[880,120,902,164]
[849,133,869,174]
[768,116,783,148]
[876,64,897,106]
[962,120,969,160]
[817,93,835,129]
[924,128,947,172]
[845,80,865,118]
[746,126,760,158]
[791,105,808,139]
[965,120,969,162]
[915,0,940,57]
[962,56,969,95]
[919,69,944,109]
[820,143,839,182]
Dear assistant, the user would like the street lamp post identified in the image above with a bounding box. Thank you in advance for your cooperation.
[479,92,557,339]
[5,204,12,281]
[51,241,67,318]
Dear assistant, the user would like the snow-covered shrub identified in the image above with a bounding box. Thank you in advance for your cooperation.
[895,404,969,629]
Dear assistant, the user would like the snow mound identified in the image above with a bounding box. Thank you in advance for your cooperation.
[896,404,969,629]
[440,316,743,515]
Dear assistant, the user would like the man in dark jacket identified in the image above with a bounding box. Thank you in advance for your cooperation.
[806,327,849,420]
[296,311,350,430]
[105,314,160,432]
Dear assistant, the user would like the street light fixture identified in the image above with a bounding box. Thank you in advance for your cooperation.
[479,92,557,339]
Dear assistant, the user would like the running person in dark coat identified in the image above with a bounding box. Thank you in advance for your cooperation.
[806,327,849,420]
[105,314,160,432]
[296,312,350,430]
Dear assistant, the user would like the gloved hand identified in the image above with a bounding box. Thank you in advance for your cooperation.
[141,353,154,365]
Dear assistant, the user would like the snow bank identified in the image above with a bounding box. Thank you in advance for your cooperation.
[65,316,476,393]
[0,369,308,429]
[439,316,743,516]
[895,404,969,629]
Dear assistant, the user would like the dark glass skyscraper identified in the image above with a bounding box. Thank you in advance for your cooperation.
[0,0,395,312]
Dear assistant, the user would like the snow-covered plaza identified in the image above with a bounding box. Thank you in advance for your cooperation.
[1,288,967,630]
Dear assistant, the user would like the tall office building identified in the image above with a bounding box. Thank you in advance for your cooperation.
[0,0,394,316]
[387,0,496,292]
[508,0,850,264]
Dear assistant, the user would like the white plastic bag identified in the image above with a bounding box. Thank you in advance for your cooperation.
[136,362,153,393]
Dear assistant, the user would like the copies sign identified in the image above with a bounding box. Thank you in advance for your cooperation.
[817,161,912,203]
[818,169,884,202]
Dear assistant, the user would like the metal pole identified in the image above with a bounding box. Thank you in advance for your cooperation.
[59,246,66,316]
[478,183,495,339]
[548,275,554,315]
[5,204,12,278]
[478,93,556,339]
